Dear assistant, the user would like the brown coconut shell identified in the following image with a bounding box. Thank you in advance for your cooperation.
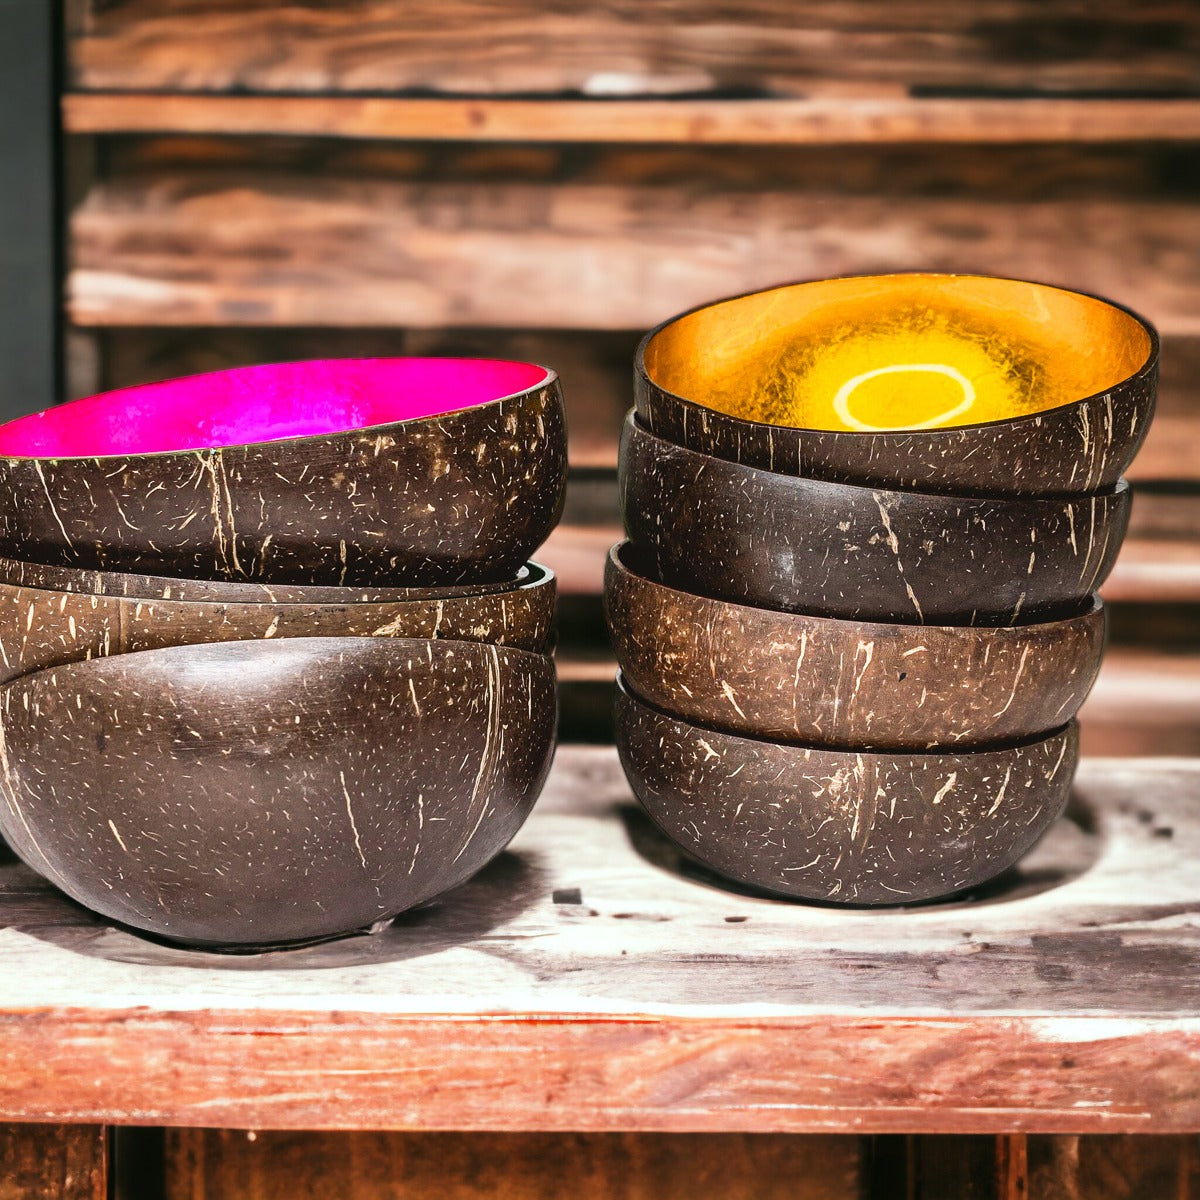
[0,637,557,947]
[620,414,1130,625]
[0,372,567,587]
[636,274,1157,496]
[615,676,1077,906]
[0,561,555,686]
[605,542,1103,750]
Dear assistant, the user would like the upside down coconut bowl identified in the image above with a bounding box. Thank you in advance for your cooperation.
[0,636,557,947]
[0,358,567,586]
[615,677,1077,906]
[620,414,1130,625]
[0,556,555,687]
[636,273,1156,495]
[605,541,1103,750]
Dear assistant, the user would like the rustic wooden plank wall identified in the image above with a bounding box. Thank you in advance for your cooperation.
[58,3,1200,754]
[61,1,1200,96]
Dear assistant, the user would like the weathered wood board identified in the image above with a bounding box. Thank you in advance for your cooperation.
[62,95,1200,145]
[65,1,1200,98]
[0,751,1198,1132]
[66,171,1200,335]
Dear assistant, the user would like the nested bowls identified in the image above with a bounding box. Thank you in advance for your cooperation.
[616,677,1077,905]
[0,636,557,947]
[637,273,1157,495]
[0,358,567,586]
[0,556,555,686]
[606,542,1103,750]
[621,414,1130,625]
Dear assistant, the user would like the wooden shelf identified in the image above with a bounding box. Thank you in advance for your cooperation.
[63,94,1200,145]
[1,749,1199,1133]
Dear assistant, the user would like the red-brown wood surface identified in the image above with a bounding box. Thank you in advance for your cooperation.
[1,1009,1198,1134]
[62,94,1200,144]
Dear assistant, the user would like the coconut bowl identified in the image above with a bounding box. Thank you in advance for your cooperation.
[636,274,1157,495]
[0,636,557,947]
[0,358,567,586]
[621,415,1130,625]
[0,553,524,603]
[0,560,555,686]
[606,542,1103,750]
[615,677,1077,905]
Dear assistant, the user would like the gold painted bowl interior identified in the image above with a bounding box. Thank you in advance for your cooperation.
[642,274,1154,435]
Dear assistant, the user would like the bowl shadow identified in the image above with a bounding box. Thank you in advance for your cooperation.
[0,848,549,971]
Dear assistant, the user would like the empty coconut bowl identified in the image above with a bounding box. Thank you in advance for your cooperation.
[615,677,1077,905]
[0,559,555,686]
[606,542,1103,750]
[0,636,557,947]
[636,273,1157,495]
[621,415,1130,625]
[0,358,567,586]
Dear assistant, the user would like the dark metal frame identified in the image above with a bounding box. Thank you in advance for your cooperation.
[0,0,61,419]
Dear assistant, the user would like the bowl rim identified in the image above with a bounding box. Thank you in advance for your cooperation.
[635,271,1160,439]
[3,632,557,692]
[0,356,559,464]
[0,555,552,605]
[607,540,1103,634]
[623,409,1133,507]
[616,670,1077,760]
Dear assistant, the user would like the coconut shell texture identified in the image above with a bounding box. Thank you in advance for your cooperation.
[606,543,1103,750]
[616,679,1077,905]
[0,379,567,587]
[0,637,557,947]
[620,415,1130,625]
[0,562,555,686]
[0,554,525,604]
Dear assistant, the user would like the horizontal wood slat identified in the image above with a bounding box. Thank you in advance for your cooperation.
[91,138,1200,201]
[67,172,1200,334]
[66,1,1200,99]
[63,94,1200,145]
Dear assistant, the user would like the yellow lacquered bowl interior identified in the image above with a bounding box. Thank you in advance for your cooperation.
[642,275,1154,434]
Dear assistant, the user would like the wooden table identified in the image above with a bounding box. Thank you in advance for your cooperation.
[1,748,1198,1140]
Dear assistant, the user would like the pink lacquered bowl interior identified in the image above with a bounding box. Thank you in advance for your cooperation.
[0,358,552,459]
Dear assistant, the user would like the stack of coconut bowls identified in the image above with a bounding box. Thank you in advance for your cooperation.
[0,357,566,948]
[609,274,1157,904]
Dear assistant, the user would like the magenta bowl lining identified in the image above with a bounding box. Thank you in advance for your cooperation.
[0,358,553,459]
